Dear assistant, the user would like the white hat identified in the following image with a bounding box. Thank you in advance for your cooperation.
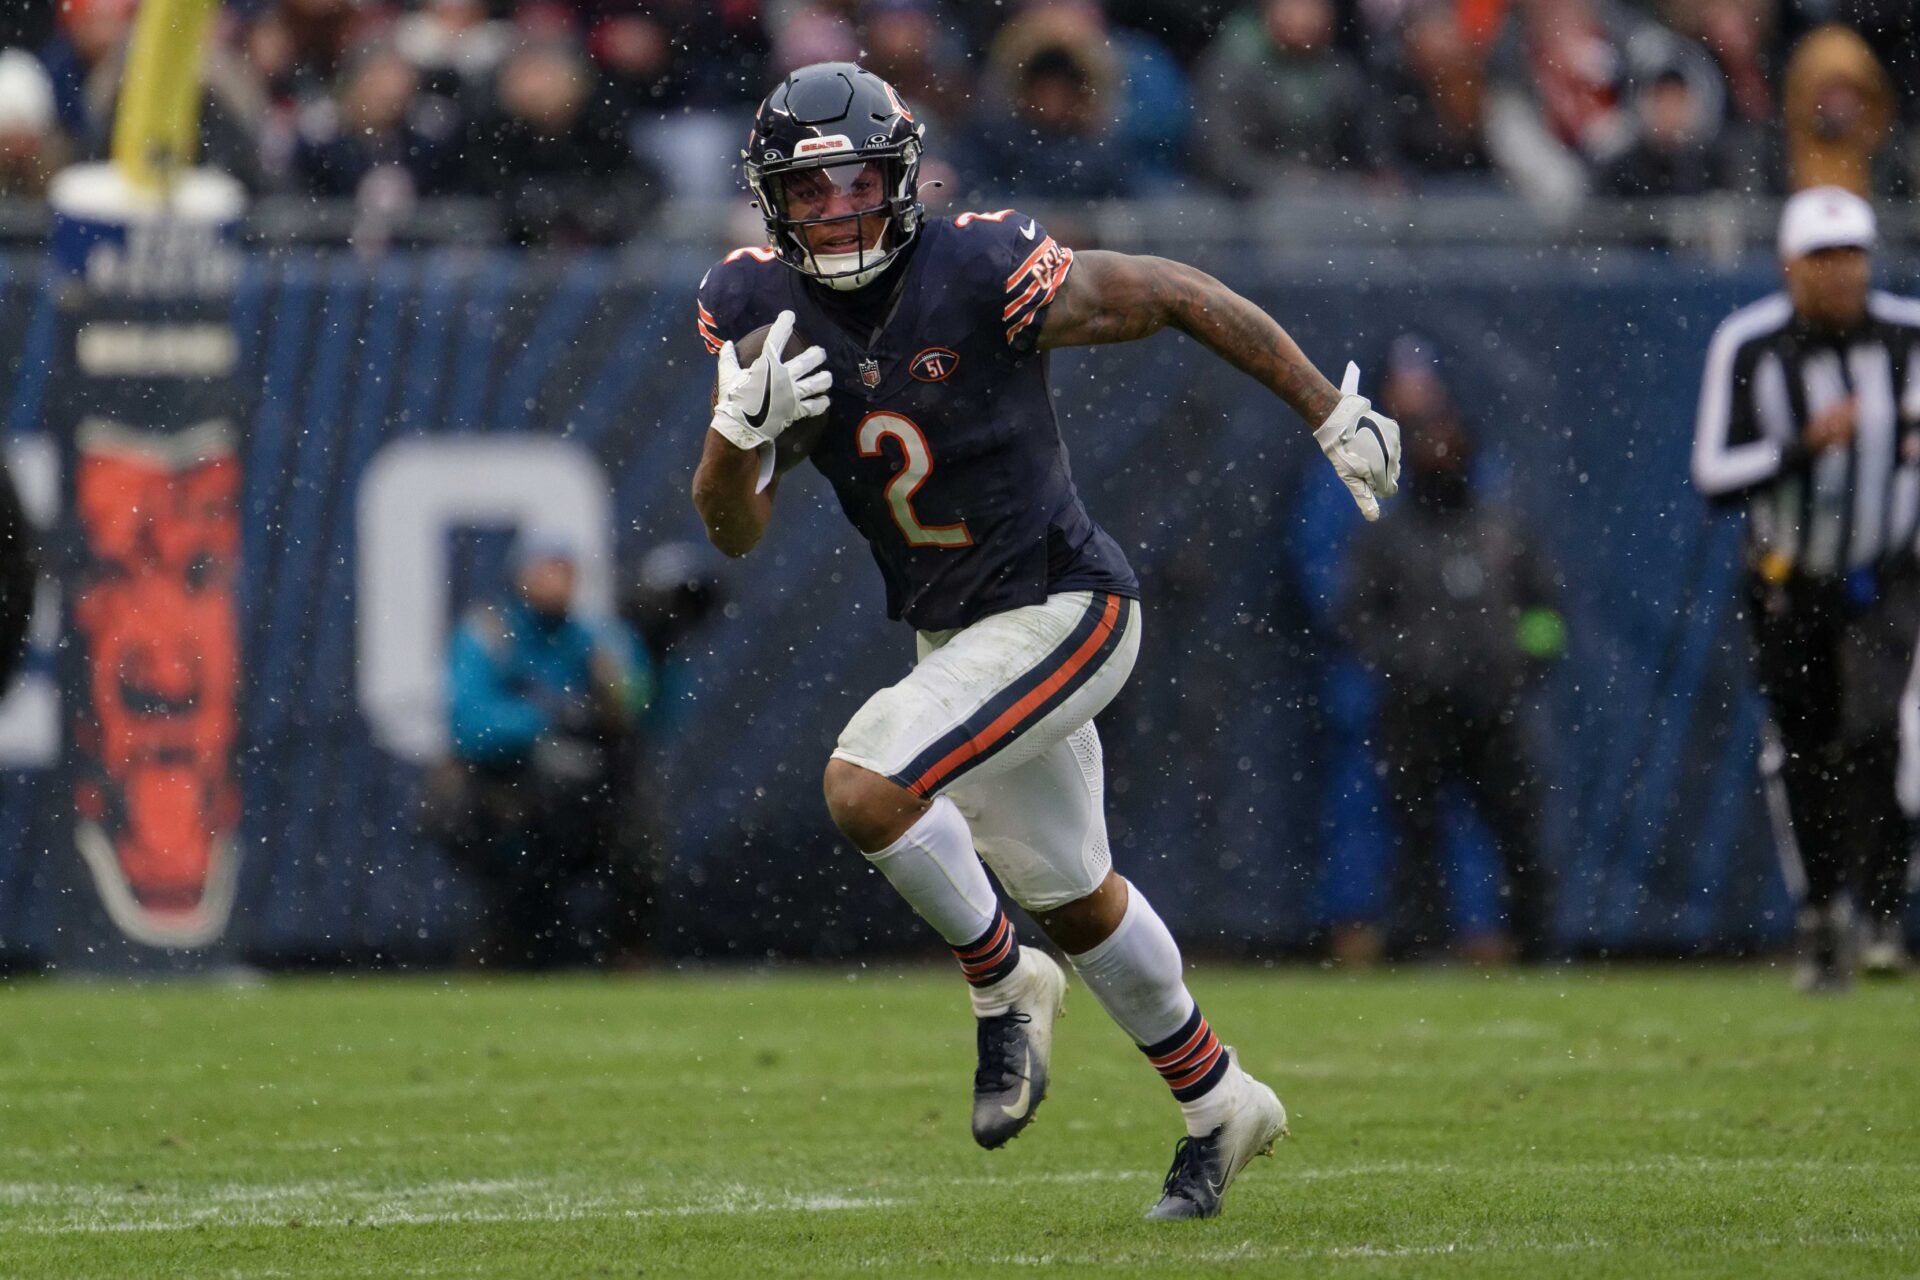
[0,48,55,135]
[1778,186,1876,259]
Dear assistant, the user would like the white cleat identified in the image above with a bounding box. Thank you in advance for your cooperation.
[1860,916,1910,978]
[1794,903,1852,994]
[971,947,1067,1149]
[1145,1049,1287,1221]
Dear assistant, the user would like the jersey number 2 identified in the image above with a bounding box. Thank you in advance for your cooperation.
[857,412,973,549]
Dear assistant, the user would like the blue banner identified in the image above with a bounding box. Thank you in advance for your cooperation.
[0,246,1855,963]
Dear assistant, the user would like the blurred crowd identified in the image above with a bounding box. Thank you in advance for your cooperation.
[0,0,1914,240]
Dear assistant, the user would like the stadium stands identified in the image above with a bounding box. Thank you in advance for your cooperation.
[0,0,1913,252]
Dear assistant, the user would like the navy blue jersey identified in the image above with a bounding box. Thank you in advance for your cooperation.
[696,210,1139,632]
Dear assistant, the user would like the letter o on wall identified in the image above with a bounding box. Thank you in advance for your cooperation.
[356,436,613,762]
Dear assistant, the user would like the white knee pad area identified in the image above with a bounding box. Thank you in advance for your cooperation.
[949,723,1113,913]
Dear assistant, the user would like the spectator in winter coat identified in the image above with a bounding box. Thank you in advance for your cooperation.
[293,42,463,199]
[1666,0,1782,194]
[1782,23,1899,199]
[1195,0,1381,194]
[462,39,658,245]
[0,47,66,199]
[1336,337,1565,963]
[435,531,653,968]
[1379,3,1496,185]
[36,0,134,140]
[971,9,1137,199]
[1603,67,1720,197]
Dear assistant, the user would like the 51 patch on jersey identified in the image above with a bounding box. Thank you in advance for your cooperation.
[910,347,958,382]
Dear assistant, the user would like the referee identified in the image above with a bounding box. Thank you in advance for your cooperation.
[1692,186,1919,991]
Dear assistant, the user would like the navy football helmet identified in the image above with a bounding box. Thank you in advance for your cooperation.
[743,63,925,290]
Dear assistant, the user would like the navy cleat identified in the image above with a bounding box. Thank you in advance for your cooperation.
[971,947,1067,1149]
[1145,1050,1287,1221]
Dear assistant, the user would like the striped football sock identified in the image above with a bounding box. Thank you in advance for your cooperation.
[953,909,1021,990]
[1142,1005,1231,1109]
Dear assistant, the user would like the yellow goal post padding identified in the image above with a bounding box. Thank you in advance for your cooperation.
[111,0,220,194]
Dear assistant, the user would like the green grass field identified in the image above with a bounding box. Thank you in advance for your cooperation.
[0,964,1915,1279]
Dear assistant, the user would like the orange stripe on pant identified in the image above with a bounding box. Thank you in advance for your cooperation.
[907,593,1123,797]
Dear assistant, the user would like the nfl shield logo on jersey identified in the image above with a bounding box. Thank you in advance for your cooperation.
[859,357,882,389]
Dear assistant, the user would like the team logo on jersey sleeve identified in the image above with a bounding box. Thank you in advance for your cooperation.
[910,348,959,382]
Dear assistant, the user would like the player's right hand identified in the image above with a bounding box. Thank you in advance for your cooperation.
[1312,361,1402,522]
[709,310,832,453]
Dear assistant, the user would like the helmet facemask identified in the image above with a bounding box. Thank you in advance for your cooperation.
[749,144,922,291]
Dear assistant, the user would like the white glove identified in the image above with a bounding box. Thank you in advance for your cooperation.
[1312,361,1402,521]
[709,309,832,454]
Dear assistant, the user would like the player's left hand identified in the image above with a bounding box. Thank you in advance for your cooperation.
[1313,362,1402,522]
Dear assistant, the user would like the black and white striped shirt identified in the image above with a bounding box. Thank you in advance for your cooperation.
[1693,290,1920,579]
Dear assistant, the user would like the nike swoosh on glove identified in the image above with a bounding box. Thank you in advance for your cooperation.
[1312,361,1402,521]
[709,309,833,454]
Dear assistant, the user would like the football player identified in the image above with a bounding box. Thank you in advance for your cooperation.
[691,64,1400,1220]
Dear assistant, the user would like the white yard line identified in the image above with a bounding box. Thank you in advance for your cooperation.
[2,1154,1912,1238]
[963,1230,1917,1269]
[2,1153,1906,1217]
[0,1182,900,1235]
[931,1153,1914,1190]
[0,1177,552,1208]
[968,1239,1617,1267]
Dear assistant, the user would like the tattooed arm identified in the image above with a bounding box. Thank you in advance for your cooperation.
[1038,250,1340,429]
[1039,249,1402,519]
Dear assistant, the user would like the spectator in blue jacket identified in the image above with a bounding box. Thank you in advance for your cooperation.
[436,530,653,968]
[447,533,650,765]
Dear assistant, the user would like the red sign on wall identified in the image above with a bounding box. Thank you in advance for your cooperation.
[70,423,242,948]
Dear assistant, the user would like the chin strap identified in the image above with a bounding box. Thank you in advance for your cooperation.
[793,217,898,290]
[814,257,892,290]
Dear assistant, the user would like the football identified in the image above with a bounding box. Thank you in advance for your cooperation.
[733,320,829,475]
